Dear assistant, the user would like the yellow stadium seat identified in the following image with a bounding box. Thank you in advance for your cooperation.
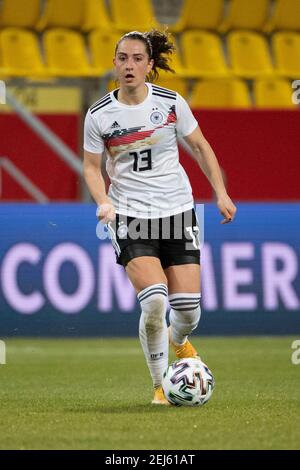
[0,41,10,79]
[110,0,160,32]
[190,78,251,108]
[272,32,300,79]
[169,0,224,32]
[0,0,41,28]
[180,30,230,78]
[82,0,114,32]
[154,76,189,99]
[264,0,300,32]
[36,0,85,30]
[43,29,98,77]
[219,0,270,32]
[254,78,296,108]
[0,28,47,78]
[37,0,114,31]
[89,30,121,74]
[0,68,9,80]
[227,31,274,79]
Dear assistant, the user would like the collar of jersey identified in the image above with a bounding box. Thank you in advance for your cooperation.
[111,82,152,108]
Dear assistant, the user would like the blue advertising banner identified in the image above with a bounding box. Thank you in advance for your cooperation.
[0,203,299,336]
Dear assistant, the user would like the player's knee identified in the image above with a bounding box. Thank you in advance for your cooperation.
[138,284,168,331]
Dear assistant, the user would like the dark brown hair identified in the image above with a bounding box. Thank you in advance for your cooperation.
[115,29,176,82]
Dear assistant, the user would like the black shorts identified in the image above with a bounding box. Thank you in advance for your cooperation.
[107,208,201,269]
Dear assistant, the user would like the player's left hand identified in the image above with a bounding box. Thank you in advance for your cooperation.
[217,194,237,224]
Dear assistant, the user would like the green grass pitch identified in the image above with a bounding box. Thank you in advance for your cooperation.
[0,337,299,450]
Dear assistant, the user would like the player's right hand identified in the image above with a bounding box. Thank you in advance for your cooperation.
[97,202,116,224]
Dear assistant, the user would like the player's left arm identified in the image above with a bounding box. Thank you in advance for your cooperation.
[184,125,237,224]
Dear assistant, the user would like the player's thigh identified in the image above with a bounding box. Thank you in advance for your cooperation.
[125,256,168,294]
[164,263,201,294]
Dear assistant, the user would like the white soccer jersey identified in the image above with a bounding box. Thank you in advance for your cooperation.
[84,82,198,218]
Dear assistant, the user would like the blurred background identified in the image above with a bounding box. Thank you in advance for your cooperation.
[0,0,299,337]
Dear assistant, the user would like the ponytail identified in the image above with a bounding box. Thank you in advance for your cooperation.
[145,29,176,81]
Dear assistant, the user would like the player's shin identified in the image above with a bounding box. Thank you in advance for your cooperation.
[137,284,169,389]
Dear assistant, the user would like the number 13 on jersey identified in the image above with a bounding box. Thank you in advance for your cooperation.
[130,149,152,172]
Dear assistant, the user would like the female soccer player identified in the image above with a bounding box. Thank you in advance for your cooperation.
[83,30,236,405]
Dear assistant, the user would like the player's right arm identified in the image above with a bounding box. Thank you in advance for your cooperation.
[83,150,116,223]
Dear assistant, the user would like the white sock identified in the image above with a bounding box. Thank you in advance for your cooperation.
[137,283,168,388]
[169,293,201,345]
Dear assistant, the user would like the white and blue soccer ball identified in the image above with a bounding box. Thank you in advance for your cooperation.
[162,357,215,406]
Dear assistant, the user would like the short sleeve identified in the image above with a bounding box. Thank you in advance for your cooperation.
[176,93,198,137]
[83,110,105,154]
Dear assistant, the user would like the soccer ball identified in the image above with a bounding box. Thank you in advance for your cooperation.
[162,357,215,406]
